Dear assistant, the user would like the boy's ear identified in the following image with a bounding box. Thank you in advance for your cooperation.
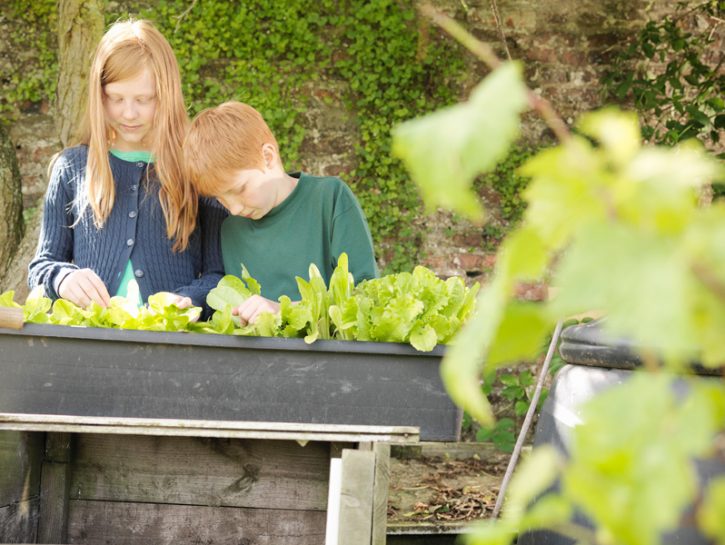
[261,143,277,169]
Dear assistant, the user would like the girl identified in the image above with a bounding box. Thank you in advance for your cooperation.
[29,19,225,313]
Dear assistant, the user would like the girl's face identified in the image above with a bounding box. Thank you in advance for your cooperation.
[103,68,157,152]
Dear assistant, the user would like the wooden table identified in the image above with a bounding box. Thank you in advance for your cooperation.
[0,324,459,544]
[0,415,418,544]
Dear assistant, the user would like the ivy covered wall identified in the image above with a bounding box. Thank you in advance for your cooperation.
[1,0,719,287]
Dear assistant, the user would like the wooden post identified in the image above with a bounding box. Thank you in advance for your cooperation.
[338,448,375,545]
[0,431,43,543]
[326,443,344,545]
[0,307,23,329]
[371,443,390,545]
[38,432,72,544]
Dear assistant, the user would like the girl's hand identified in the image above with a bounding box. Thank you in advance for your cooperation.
[58,268,111,308]
[154,292,199,322]
[159,293,193,309]
[232,295,280,326]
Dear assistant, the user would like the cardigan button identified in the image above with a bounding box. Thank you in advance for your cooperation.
[130,184,138,192]
[136,162,145,168]
[126,238,134,246]
[134,269,144,278]
[128,211,137,219]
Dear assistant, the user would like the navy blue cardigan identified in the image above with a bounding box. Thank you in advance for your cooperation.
[28,145,226,312]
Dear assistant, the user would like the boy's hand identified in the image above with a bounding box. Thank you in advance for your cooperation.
[58,268,111,308]
[232,295,280,326]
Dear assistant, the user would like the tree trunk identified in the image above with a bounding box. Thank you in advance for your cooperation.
[0,1,104,300]
[0,126,24,282]
[56,0,104,147]
[0,215,41,303]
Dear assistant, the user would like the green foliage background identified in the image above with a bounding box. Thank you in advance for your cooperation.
[2,0,472,273]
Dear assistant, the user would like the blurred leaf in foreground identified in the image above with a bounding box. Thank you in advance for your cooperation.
[392,62,528,222]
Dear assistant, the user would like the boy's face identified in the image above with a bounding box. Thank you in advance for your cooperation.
[215,167,285,220]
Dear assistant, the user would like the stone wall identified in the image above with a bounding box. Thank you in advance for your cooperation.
[1,0,707,294]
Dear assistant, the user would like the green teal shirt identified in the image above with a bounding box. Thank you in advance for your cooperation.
[115,260,143,306]
[221,173,378,300]
[110,149,153,305]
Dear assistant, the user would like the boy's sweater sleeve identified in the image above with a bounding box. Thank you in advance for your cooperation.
[27,154,79,300]
[172,197,227,313]
[331,184,379,283]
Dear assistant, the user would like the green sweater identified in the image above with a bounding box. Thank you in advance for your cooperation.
[221,172,378,300]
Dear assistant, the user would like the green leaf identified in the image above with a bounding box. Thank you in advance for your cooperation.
[463,520,517,545]
[441,279,507,427]
[409,323,437,352]
[23,288,51,324]
[253,311,281,337]
[49,299,87,326]
[392,62,528,221]
[628,140,722,191]
[207,306,235,334]
[206,275,252,311]
[329,252,354,307]
[497,226,550,281]
[563,373,718,545]
[0,291,20,308]
[698,476,725,545]
[518,494,573,533]
[549,222,698,363]
[241,265,261,295]
[577,108,641,166]
[520,138,609,249]
[487,303,552,367]
[503,445,561,521]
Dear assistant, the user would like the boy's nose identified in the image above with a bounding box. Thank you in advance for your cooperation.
[219,199,241,216]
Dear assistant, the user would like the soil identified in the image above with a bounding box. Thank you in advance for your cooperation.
[387,445,511,529]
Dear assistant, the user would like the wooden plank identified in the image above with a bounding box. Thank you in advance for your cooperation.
[66,499,326,545]
[338,449,375,545]
[0,431,42,508]
[391,441,500,460]
[38,433,72,544]
[70,434,330,511]
[0,498,40,543]
[325,453,343,545]
[371,443,391,545]
[0,413,419,443]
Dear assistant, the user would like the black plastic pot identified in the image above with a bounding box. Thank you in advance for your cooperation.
[519,320,724,545]
[0,323,461,441]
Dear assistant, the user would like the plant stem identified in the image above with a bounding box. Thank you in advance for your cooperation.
[492,319,564,518]
[489,0,513,61]
[692,262,725,302]
[420,4,571,143]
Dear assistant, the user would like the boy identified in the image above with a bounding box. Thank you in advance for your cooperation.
[183,101,378,325]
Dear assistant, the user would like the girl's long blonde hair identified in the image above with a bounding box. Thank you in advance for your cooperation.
[79,19,195,251]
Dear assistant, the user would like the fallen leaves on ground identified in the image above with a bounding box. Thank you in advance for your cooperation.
[388,454,508,524]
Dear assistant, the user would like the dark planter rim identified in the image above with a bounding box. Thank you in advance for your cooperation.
[0,322,446,358]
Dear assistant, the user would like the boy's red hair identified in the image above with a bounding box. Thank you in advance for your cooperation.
[183,101,279,196]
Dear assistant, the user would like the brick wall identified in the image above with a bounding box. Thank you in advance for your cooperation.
[4,0,706,292]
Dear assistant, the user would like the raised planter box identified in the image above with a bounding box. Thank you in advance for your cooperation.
[0,322,459,544]
[0,323,461,442]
